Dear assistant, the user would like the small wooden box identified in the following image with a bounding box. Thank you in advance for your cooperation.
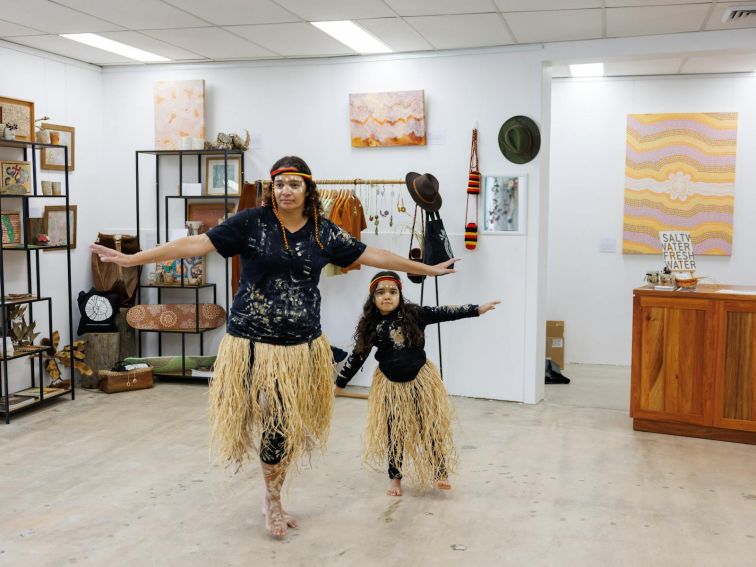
[98,367,154,394]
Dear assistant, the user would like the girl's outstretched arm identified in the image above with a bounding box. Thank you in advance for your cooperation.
[91,235,216,268]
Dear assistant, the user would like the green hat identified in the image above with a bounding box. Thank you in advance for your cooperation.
[498,116,541,164]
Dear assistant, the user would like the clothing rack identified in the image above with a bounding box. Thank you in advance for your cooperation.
[314,178,404,185]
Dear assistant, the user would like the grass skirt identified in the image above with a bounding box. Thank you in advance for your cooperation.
[208,333,333,468]
[363,361,457,489]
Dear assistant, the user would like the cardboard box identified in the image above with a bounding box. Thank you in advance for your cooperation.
[546,320,565,368]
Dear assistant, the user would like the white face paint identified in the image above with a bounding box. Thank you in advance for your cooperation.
[373,280,401,315]
[273,174,307,214]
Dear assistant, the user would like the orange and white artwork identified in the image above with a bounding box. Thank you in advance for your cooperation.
[349,90,426,147]
[154,80,205,150]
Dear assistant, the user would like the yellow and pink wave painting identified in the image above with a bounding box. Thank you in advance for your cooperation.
[349,90,426,147]
[623,112,737,255]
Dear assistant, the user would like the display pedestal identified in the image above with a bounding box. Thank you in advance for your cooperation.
[116,308,136,360]
[82,333,119,388]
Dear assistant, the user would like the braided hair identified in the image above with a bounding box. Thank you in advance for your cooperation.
[263,156,324,251]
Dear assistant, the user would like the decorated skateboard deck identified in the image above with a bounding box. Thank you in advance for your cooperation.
[126,304,226,331]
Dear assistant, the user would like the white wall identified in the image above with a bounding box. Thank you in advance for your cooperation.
[101,47,548,402]
[548,73,756,365]
[0,42,103,393]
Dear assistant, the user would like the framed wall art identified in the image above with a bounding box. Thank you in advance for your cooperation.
[0,96,34,141]
[43,205,77,248]
[205,156,241,195]
[482,175,526,235]
[187,202,237,233]
[154,79,205,150]
[349,90,426,147]
[1,160,31,195]
[1,211,21,245]
[40,123,75,171]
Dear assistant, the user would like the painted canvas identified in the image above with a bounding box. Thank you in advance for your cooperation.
[154,80,205,150]
[349,90,426,147]
[623,112,737,255]
[41,124,75,171]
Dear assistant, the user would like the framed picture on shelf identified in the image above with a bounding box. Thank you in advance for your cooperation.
[1,211,21,245]
[187,202,237,234]
[205,156,241,195]
[43,205,77,248]
[1,160,31,195]
[41,123,75,171]
[482,175,526,235]
[0,96,34,141]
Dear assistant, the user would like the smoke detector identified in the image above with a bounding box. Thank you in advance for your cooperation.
[721,6,756,22]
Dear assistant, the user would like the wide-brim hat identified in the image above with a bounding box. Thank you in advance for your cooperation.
[498,115,541,164]
[405,172,442,212]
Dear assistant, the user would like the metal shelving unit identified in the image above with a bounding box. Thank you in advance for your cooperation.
[0,139,74,423]
[135,149,243,379]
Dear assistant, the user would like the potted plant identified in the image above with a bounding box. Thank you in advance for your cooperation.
[3,122,18,140]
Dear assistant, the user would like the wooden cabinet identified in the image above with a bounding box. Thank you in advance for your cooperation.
[631,285,756,444]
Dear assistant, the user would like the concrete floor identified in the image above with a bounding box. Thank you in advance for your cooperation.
[1,364,755,567]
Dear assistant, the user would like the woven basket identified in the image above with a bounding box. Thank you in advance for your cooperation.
[98,367,153,394]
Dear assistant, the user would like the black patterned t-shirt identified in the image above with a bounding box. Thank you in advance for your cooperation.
[207,206,366,345]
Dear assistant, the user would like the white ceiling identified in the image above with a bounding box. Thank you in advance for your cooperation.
[0,0,753,73]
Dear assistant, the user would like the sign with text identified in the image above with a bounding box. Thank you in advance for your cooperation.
[659,231,696,271]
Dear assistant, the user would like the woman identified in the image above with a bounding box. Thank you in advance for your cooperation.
[91,156,457,538]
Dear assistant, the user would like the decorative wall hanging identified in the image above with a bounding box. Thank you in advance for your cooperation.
[622,112,737,255]
[154,80,205,150]
[349,90,426,147]
[464,128,480,250]
[0,96,34,141]
[1,160,31,194]
[40,123,75,171]
[483,175,526,234]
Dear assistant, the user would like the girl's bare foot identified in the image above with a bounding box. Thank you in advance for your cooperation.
[387,478,403,496]
[436,478,452,490]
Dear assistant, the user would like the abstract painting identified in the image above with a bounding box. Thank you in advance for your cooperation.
[0,96,34,141]
[41,123,75,171]
[623,112,737,255]
[154,80,205,150]
[483,175,526,234]
[349,90,426,147]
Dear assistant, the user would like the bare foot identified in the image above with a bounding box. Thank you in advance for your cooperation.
[387,478,403,496]
[262,495,297,534]
[436,478,452,491]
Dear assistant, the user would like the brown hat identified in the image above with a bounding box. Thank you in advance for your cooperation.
[405,172,442,212]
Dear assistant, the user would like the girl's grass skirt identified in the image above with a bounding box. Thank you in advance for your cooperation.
[208,333,333,468]
[363,361,457,489]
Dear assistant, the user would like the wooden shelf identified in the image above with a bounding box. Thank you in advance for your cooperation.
[1,388,71,413]
[1,345,48,361]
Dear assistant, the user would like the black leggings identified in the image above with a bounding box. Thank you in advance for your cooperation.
[386,414,447,480]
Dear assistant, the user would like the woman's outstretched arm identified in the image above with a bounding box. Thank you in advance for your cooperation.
[356,246,459,277]
[90,235,216,268]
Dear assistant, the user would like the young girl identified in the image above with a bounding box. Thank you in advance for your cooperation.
[335,271,499,496]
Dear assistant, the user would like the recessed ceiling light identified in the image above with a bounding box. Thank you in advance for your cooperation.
[311,21,391,54]
[569,63,604,77]
[60,33,170,62]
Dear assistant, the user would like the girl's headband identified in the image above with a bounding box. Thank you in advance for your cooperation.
[270,166,313,180]
[369,275,402,293]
